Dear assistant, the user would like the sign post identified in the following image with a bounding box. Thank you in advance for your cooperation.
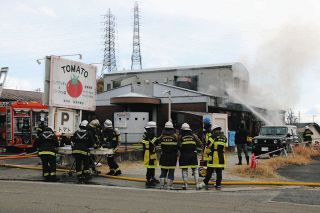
[44,56,96,134]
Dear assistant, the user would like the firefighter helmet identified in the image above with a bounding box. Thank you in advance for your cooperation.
[181,123,191,131]
[104,119,113,128]
[165,121,174,129]
[212,125,222,131]
[89,119,100,128]
[305,126,309,129]
[203,117,211,126]
[145,121,156,129]
[80,120,89,127]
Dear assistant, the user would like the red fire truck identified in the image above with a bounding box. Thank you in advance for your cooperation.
[0,102,48,149]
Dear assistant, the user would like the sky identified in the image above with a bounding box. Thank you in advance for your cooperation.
[1,0,320,123]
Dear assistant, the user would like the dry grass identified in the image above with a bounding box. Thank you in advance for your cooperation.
[231,146,320,179]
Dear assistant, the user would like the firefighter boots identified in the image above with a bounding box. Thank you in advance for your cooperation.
[246,156,250,165]
[236,156,242,165]
[159,178,165,189]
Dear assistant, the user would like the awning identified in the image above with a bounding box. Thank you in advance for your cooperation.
[111,92,160,105]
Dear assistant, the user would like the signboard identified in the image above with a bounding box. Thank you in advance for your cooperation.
[48,56,96,111]
[55,109,76,134]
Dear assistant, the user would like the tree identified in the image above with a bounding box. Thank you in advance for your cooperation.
[286,109,298,125]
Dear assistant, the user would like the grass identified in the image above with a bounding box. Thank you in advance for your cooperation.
[231,146,320,179]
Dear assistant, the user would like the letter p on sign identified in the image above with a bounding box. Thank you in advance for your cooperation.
[61,112,70,125]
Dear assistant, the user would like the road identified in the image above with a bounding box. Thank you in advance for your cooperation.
[0,180,319,213]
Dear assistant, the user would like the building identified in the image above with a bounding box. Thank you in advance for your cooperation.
[93,62,274,142]
[295,122,320,143]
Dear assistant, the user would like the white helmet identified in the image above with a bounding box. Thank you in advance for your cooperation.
[165,121,174,129]
[89,119,100,128]
[40,117,45,122]
[212,124,222,131]
[181,123,191,131]
[145,121,156,129]
[305,126,309,129]
[80,120,89,127]
[104,119,113,128]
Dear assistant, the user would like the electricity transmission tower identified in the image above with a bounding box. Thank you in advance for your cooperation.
[131,1,142,70]
[101,9,117,77]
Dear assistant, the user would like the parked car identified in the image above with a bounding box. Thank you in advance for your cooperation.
[252,125,300,156]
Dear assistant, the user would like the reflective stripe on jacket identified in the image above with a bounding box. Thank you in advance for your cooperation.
[207,135,227,168]
[203,132,214,161]
[141,136,158,168]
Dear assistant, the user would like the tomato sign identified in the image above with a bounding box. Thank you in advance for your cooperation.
[66,75,83,98]
[47,56,96,111]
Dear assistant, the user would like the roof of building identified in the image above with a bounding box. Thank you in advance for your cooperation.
[295,122,320,133]
[104,62,236,76]
[116,92,150,98]
[0,89,43,102]
[111,92,161,105]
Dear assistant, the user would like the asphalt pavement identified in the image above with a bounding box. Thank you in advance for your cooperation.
[0,180,319,213]
[1,154,320,212]
[278,160,320,182]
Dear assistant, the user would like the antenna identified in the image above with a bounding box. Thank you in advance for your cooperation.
[101,9,118,77]
[131,1,142,70]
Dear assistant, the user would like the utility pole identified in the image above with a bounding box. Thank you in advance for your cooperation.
[131,1,142,70]
[101,9,117,77]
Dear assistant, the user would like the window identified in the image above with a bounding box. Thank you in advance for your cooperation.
[174,75,198,91]
[112,80,121,89]
[107,84,111,91]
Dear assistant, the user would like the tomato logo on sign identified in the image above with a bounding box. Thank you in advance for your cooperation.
[66,74,83,98]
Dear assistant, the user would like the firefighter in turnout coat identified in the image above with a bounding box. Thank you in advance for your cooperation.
[202,117,212,165]
[179,123,203,190]
[303,126,313,147]
[101,119,122,176]
[72,120,96,183]
[158,121,179,189]
[33,125,59,182]
[200,125,227,190]
[141,121,158,187]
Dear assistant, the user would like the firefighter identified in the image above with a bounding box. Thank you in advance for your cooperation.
[235,123,250,165]
[72,120,96,183]
[158,121,179,189]
[36,117,46,136]
[87,119,102,174]
[179,123,203,190]
[101,119,122,176]
[202,118,212,166]
[141,121,158,187]
[303,126,313,147]
[33,125,59,182]
[199,125,227,190]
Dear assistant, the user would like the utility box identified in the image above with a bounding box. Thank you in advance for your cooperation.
[114,112,149,144]
[203,113,229,146]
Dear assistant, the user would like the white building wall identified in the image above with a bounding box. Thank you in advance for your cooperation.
[103,63,249,98]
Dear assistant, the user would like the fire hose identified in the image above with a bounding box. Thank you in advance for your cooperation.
[1,163,320,187]
[0,152,38,160]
